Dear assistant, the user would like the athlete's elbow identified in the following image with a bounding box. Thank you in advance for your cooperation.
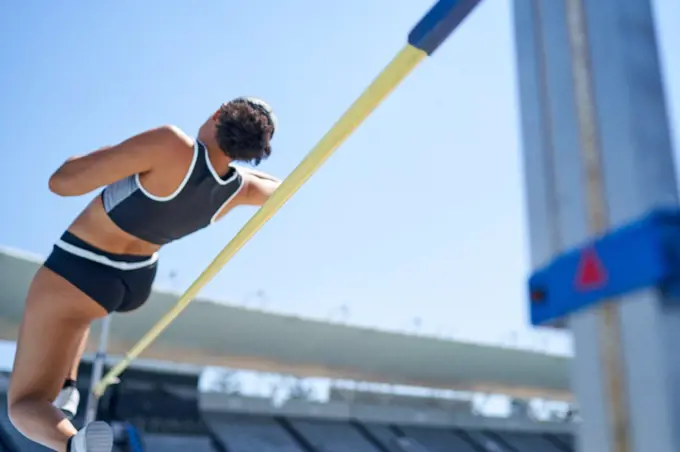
[48,172,83,197]
[48,170,64,194]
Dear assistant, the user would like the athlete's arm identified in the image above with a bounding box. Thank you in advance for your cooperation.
[237,168,281,206]
[48,125,189,197]
[241,167,280,183]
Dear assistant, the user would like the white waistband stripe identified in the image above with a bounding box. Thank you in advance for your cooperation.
[54,240,159,271]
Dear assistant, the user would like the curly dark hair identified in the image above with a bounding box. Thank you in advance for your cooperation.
[215,100,275,166]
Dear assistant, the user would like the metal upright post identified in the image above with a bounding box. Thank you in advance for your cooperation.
[514,0,680,451]
[85,315,112,424]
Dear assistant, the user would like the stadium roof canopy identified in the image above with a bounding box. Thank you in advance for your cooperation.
[0,247,572,400]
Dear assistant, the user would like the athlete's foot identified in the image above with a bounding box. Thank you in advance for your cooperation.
[70,421,113,452]
[54,386,80,420]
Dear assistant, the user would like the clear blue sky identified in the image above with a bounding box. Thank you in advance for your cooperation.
[0,0,679,368]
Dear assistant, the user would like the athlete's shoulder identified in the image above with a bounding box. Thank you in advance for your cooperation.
[148,125,194,151]
[139,126,195,168]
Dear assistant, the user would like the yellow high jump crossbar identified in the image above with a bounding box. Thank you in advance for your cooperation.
[93,0,483,398]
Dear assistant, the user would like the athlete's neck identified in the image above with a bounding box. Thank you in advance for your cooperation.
[197,135,233,177]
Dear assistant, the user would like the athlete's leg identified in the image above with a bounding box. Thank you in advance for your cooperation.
[69,326,90,382]
[54,326,89,419]
[8,267,109,451]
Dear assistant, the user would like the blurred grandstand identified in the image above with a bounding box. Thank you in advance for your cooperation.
[0,247,577,452]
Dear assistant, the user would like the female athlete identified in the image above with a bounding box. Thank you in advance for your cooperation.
[8,97,281,452]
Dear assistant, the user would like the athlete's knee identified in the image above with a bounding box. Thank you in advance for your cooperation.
[7,399,23,431]
[7,384,54,432]
[7,396,35,434]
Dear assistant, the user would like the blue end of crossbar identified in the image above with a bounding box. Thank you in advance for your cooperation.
[408,0,483,55]
[528,208,680,326]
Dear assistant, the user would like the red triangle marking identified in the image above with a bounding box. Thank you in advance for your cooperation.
[575,247,608,290]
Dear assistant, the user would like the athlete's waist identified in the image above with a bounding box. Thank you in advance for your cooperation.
[55,231,159,271]
[69,196,165,253]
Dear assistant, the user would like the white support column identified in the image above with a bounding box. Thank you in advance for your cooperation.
[514,0,680,451]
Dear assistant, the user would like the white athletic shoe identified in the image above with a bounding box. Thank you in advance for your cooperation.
[70,421,114,452]
[54,386,80,420]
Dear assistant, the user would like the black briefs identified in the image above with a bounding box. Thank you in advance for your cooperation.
[44,232,158,313]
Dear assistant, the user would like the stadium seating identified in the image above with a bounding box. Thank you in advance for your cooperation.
[464,430,514,452]
[398,426,483,452]
[0,391,575,452]
[362,423,405,452]
[204,413,304,452]
[142,433,215,452]
[492,431,566,452]
[550,433,575,450]
[288,419,381,452]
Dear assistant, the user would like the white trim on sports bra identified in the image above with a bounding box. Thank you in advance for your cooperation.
[135,141,200,202]
[210,166,246,224]
[54,240,159,271]
[204,142,240,186]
